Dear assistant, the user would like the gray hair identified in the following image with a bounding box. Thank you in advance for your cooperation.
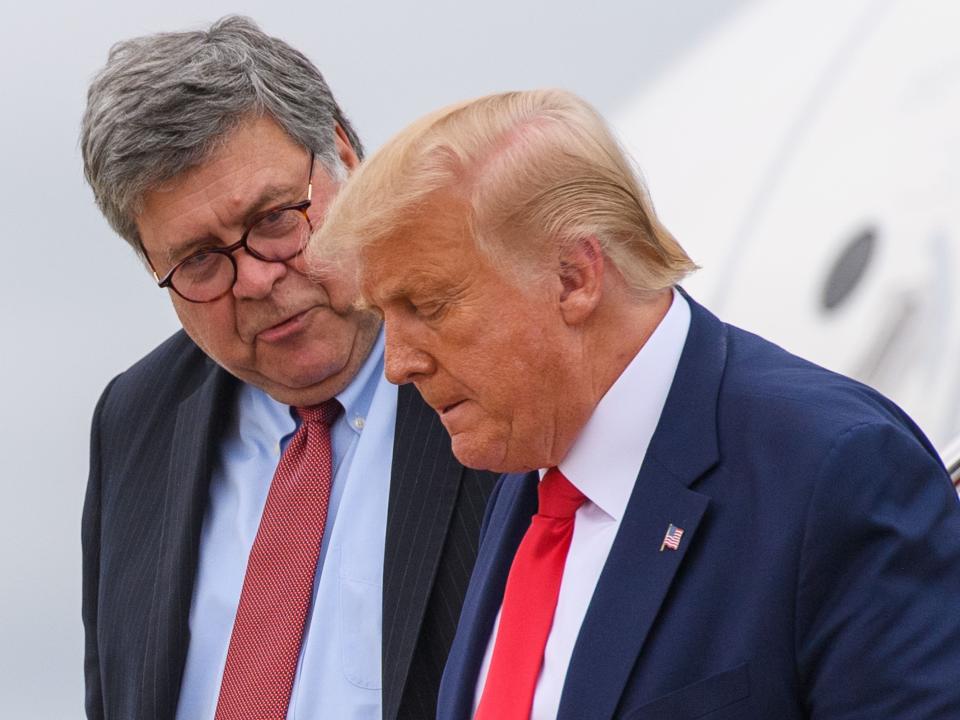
[81,15,363,257]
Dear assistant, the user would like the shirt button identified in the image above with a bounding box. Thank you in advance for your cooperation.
[353,415,365,430]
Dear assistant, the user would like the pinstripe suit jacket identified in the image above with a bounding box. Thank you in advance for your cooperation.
[82,330,494,720]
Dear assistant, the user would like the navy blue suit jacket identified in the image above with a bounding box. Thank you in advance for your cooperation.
[439,294,960,719]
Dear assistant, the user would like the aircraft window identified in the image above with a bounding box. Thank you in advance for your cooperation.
[821,226,877,312]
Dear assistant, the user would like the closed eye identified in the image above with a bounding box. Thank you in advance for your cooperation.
[417,304,444,320]
[410,298,449,320]
[382,294,445,322]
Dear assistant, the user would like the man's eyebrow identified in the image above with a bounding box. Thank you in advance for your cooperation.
[378,272,442,301]
[244,183,300,221]
[162,182,299,266]
[375,271,467,308]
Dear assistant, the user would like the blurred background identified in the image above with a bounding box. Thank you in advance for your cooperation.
[2,0,957,716]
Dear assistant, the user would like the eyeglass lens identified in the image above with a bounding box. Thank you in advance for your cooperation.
[172,208,311,302]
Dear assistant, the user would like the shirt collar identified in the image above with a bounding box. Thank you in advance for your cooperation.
[333,328,385,436]
[551,288,691,522]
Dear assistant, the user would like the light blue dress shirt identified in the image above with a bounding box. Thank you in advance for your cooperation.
[176,332,396,719]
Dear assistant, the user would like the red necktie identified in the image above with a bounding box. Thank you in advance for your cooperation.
[215,401,341,720]
[475,467,587,720]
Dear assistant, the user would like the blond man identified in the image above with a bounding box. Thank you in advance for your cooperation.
[310,89,960,720]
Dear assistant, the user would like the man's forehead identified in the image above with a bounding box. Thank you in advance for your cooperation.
[146,172,294,221]
[138,116,309,236]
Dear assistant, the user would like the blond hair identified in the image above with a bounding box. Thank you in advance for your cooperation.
[309,89,696,294]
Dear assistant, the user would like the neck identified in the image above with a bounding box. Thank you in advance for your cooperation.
[542,287,673,469]
[585,285,672,402]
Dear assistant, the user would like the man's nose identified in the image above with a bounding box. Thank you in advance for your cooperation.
[231,250,288,300]
[384,317,435,385]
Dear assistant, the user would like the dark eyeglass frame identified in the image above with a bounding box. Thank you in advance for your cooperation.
[145,151,317,303]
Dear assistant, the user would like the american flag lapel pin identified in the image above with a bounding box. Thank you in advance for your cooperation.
[660,523,684,552]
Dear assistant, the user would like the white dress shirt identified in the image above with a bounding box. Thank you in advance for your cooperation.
[474,289,691,719]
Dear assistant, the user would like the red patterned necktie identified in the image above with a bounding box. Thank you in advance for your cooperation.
[215,400,341,720]
[475,467,587,720]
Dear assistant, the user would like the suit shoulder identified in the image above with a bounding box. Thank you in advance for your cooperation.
[720,322,923,440]
[95,330,225,428]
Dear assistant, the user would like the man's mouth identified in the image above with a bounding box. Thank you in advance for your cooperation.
[439,399,466,415]
[256,308,313,343]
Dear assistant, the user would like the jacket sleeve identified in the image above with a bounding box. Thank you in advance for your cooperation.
[82,377,117,720]
[796,420,960,719]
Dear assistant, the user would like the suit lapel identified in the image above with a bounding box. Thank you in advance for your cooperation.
[439,472,540,720]
[139,361,234,720]
[381,384,467,720]
[557,468,710,720]
[558,293,727,720]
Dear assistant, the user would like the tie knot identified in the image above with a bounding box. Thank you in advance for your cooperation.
[537,467,587,519]
[295,399,342,427]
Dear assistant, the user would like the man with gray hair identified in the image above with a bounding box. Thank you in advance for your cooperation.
[80,16,493,720]
[310,89,960,718]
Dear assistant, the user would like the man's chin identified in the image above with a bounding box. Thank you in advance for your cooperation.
[252,364,352,406]
[240,315,380,405]
[450,435,515,473]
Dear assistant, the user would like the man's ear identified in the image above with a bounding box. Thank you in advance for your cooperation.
[558,235,605,325]
[334,124,361,172]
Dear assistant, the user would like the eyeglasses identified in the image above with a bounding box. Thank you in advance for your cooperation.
[149,151,316,303]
